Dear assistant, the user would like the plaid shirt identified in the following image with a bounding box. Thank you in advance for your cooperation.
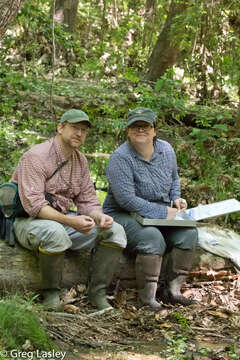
[11,137,101,217]
[103,139,181,219]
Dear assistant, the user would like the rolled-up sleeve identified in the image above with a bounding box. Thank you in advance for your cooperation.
[74,156,102,216]
[11,153,50,217]
[169,151,181,201]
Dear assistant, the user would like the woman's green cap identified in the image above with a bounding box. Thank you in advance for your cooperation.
[127,107,156,127]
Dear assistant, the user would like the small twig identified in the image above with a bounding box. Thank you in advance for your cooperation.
[45,311,87,320]
[204,332,226,338]
[46,307,114,319]
[87,307,113,317]
[191,326,220,331]
[72,338,116,348]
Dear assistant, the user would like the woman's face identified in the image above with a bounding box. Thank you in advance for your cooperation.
[127,121,156,147]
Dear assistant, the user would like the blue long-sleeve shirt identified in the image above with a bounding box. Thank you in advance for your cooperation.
[103,139,181,219]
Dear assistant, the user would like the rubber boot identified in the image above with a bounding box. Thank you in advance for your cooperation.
[163,248,198,306]
[88,245,122,310]
[39,251,64,311]
[136,254,162,312]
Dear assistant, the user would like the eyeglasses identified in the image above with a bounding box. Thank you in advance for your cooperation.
[129,124,154,132]
[70,124,89,134]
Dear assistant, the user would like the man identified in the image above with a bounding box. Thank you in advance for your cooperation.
[11,109,127,311]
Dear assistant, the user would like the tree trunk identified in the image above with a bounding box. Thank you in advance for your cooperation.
[147,0,188,81]
[53,0,79,33]
[0,240,92,291]
[0,225,235,292]
[142,0,156,49]
[0,0,25,40]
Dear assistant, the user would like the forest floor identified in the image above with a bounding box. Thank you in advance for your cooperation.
[42,270,240,360]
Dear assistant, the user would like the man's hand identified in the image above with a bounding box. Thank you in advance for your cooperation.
[38,206,113,233]
[38,205,95,234]
[95,213,114,229]
[173,198,187,211]
[89,210,113,229]
[67,215,95,234]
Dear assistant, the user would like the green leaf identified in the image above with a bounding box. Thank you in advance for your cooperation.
[212,124,228,131]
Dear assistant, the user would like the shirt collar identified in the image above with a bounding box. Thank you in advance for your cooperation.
[127,139,162,161]
[153,139,163,155]
[54,136,68,165]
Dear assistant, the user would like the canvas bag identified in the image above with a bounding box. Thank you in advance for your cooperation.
[0,160,68,246]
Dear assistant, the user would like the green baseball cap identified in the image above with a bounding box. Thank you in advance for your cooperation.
[60,109,91,127]
[127,107,156,127]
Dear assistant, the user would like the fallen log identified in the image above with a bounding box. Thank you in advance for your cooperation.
[0,225,237,291]
[0,240,91,291]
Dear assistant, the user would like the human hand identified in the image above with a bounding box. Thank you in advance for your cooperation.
[68,215,95,234]
[94,213,114,229]
[167,207,178,219]
[173,198,187,211]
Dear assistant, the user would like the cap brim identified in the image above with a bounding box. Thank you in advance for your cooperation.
[64,118,92,127]
[127,118,154,127]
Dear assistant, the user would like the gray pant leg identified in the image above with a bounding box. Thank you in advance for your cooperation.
[14,217,72,253]
[14,216,126,253]
[110,212,166,255]
[66,221,127,250]
[161,227,198,251]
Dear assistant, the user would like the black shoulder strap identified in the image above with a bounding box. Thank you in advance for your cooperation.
[47,160,68,180]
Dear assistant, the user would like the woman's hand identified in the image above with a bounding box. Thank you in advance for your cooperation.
[173,198,187,211]
[167,207,178,219]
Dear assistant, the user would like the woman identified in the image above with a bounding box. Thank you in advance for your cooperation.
[103,107,198,311]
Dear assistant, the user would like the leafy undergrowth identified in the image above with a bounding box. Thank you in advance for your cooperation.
[0,296,54,353]
[42,269,240,360]
[0,270,239,359]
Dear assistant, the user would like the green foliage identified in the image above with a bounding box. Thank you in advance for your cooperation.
[0,296,54,350]
[176,124,238,202]
[189,105,233,128]
[1,2,240,356]
[0,0,240,232]
[190,124,228,143]
[198,348,211,356]
[228,345,239,359]
[172,312,189,330]
[136,73,188,123]
[164,334,188,360]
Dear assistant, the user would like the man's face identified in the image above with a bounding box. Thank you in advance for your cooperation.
[57,122,89,149]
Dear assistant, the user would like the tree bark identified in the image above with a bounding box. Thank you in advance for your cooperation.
[147,0,188,81]
[53,0,79,33]
[142,0,156,49]
[0,240,92,291]
[0,0,25,40]
[0,226,235,292]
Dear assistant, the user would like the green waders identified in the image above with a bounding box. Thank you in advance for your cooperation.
[88,244,122,310]
[161,248,198,306]
[39,250,64,311]
[136,254,163,312]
